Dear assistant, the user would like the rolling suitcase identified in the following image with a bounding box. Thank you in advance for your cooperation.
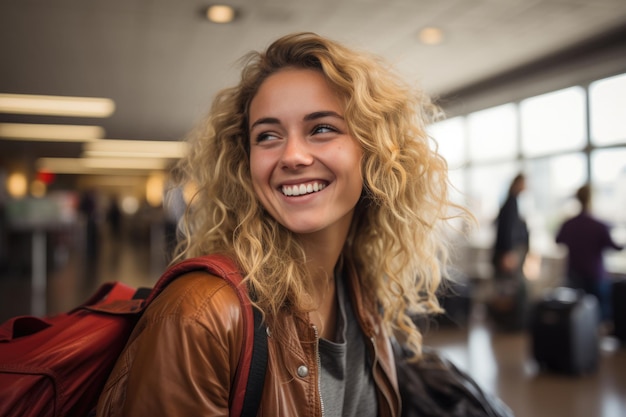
[612,278,626,343]
[530,287,600,375]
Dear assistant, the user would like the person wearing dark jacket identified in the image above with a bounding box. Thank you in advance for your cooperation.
[490,173,529,330]
[492,173,529,278]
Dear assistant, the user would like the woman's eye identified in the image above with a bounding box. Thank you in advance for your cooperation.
[313,124,336,135]
[255,132,277,143]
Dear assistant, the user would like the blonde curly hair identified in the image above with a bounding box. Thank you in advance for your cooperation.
[174,32,466,357]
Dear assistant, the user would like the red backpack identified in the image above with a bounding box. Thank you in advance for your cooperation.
[0,254,267,417]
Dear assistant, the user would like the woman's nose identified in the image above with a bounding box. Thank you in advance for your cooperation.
[280,136,314,169]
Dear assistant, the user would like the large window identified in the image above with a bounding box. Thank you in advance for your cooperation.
[431,72,626,275]
[591,147,626,273]
[590,73,626,146]
[467,162,521,225]
[520,87,586,157]
[523,153,588,251]
[467,104,517,163]
[429,116,466,169]
[429,116,467,206]
[591,148,626,223]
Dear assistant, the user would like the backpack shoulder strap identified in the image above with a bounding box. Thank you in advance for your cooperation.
[241,305,268,417]
[146,254,244,305]
[149,254,267,417]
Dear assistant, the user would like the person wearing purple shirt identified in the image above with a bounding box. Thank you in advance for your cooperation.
[556,184,623,320]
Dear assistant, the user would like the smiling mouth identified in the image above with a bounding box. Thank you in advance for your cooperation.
[281,182,327,196]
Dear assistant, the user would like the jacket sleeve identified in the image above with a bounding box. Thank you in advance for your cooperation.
[97,273,244,417]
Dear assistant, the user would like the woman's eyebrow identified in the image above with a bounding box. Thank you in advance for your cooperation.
[304,111,344,121]
[250,117,280,130]
[250,111,344,130]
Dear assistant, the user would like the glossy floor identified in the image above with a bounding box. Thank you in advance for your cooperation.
[423,308,626,417]
[1,229,624,417]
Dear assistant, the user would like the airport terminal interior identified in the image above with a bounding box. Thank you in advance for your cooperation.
[1,2,626,417]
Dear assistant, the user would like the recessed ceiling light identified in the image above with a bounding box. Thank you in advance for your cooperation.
[0,93,115,117]
[418,27,444,46]
[7,172,28,198]
[206,5,236,23]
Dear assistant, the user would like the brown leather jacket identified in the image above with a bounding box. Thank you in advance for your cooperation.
[96,266,400,417]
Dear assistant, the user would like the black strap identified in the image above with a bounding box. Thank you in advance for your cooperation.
[132,287,152,300]
[240,306,268,417]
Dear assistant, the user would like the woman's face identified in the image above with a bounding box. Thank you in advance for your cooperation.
[248,68,363,238]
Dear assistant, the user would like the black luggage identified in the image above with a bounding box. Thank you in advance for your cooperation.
[530,287,600,374]
[487,277,528,332]
[436,280,473,328]
[612,278,626,343]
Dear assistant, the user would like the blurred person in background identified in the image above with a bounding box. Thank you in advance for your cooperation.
[489,173,529,331]
[556,183,624,321]
[78,189,100,260]
[0,170,7,273]
[106,195,122,240]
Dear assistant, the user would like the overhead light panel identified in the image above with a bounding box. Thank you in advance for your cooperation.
[0,123,104,142]
[83,139,187,159]
[37,157,169,174]
[0,93,115,117]
[206,5,236,23]
[81,157,168,170]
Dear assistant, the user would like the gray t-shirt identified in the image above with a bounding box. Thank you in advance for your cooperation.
[318,273,378,417]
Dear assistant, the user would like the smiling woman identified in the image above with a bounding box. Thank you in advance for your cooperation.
[96,32,478,417]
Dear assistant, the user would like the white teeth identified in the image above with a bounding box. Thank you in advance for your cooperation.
[281,182,326,196]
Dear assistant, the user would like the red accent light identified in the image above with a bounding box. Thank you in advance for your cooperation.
[37,170,56,184]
